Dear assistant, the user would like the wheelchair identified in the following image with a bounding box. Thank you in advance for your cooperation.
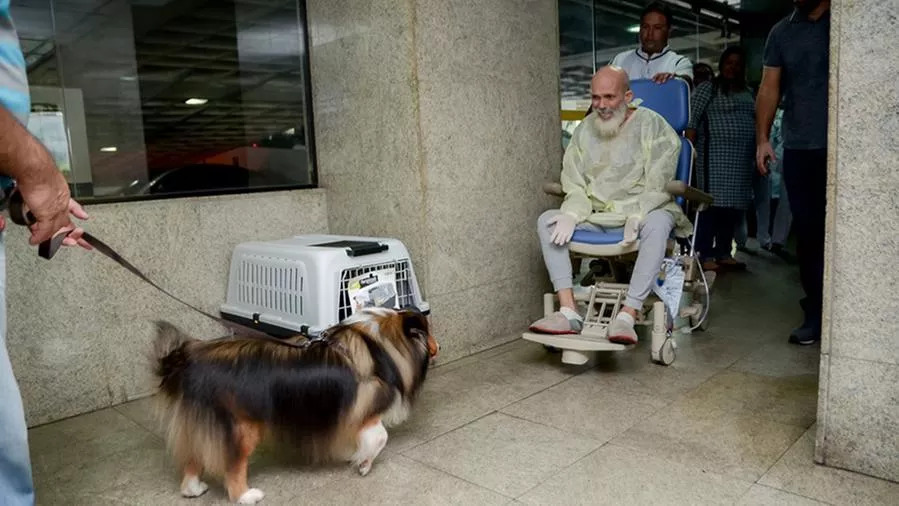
[522,78,716,367]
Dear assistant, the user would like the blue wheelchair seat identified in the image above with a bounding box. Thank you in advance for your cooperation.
[571,226,626,245]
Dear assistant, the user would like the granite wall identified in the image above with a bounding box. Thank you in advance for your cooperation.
[307,0,561,361]
[815,0,899,482]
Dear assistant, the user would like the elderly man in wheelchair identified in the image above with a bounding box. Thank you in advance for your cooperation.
[524,66,713,366]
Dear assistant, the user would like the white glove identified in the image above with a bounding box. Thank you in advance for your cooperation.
[548,212,578,246]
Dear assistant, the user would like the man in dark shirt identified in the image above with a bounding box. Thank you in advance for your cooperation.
[756,0,830,345]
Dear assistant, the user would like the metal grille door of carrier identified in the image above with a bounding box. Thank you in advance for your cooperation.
[338,260,414,321]
[237,255,306,318]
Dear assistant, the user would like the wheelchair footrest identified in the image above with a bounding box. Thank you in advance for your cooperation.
[522,332,631,351]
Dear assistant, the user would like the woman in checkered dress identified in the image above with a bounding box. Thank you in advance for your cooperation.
[686,46,756,271]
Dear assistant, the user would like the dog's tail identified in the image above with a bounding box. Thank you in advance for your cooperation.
[151,320,194,396]
[150,321,232,477]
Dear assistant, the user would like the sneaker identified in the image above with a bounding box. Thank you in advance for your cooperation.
[529,311,583,335]
[607,318,638,345]
[788,325,820,346]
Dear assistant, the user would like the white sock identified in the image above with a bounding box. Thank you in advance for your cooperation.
[559,306,582,321]
[615,311,635,326]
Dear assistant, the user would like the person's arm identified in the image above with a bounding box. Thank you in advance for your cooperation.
[652,55,693,86]
[685,82,713,144]
[558,130,592,223]
[756,22,784,175]
[674,55,694,87]
[640,114,682,213]
[0,106,59,182]
[0,106,89,248]
[755,66,781,174]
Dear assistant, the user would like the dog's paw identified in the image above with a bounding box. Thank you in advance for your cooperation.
[351,419,388,477]
[180,477,209,498]
[237,488,265,504]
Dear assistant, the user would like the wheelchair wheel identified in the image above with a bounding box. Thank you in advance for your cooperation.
[656,337,676,366]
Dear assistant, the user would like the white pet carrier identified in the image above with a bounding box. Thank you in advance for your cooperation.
[220,234,428,337]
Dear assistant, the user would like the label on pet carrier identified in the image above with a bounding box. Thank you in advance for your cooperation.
[651,258,685,322]
[348,267,399,314]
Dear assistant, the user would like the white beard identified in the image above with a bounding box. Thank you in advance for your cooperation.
[593,103,628,138]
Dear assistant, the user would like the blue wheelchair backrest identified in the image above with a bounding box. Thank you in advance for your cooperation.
[629,79,692,204]
[629,78,689,132]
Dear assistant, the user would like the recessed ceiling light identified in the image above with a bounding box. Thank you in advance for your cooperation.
[627,24,640,33]
[100,146,117,152]
[185,98,208,105]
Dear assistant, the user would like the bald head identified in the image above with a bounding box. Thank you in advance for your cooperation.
[590,66,634,133]
[591,65,630,95]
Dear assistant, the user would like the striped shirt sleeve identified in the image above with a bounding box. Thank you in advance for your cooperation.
[0,0,31,123]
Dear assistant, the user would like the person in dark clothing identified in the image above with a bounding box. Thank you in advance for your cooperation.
[756,0,830,345]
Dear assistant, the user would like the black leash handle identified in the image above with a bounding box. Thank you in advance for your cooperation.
[4,188,311,347]
[7,189,66,259]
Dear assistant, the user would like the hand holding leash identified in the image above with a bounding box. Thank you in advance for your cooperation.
[7,187,92,259]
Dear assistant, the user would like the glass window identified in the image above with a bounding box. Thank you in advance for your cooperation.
[559,0,741,132]
[12,0,316,202]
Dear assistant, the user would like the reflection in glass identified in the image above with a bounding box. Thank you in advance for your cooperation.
[13,0,315,201]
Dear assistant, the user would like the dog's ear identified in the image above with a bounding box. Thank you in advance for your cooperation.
[400,308,429,338]
[400,308,439,358]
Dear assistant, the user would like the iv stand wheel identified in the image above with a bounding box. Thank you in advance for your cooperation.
[655,337,676,366]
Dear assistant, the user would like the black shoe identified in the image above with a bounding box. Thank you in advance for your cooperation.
[766,243,796,264]
[788,325,820,346]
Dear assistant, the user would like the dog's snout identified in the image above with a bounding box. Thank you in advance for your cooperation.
[427,334,440,358]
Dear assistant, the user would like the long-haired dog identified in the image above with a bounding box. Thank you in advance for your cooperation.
[151,307,439,504]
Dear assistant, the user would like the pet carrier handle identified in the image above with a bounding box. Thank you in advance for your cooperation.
[343,241,389,257]
[311,239,389,257]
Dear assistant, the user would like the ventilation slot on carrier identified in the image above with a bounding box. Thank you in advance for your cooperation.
[237,256,304,317]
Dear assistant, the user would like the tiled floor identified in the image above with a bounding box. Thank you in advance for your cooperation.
[29,246,899,505]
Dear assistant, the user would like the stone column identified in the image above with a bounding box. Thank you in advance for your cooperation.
[816,0,899,482]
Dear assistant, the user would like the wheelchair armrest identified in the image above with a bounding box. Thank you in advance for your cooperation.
[666,181,714,208]
[542,182,563,197]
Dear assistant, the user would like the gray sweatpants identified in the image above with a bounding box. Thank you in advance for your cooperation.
[537,209,675,310]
